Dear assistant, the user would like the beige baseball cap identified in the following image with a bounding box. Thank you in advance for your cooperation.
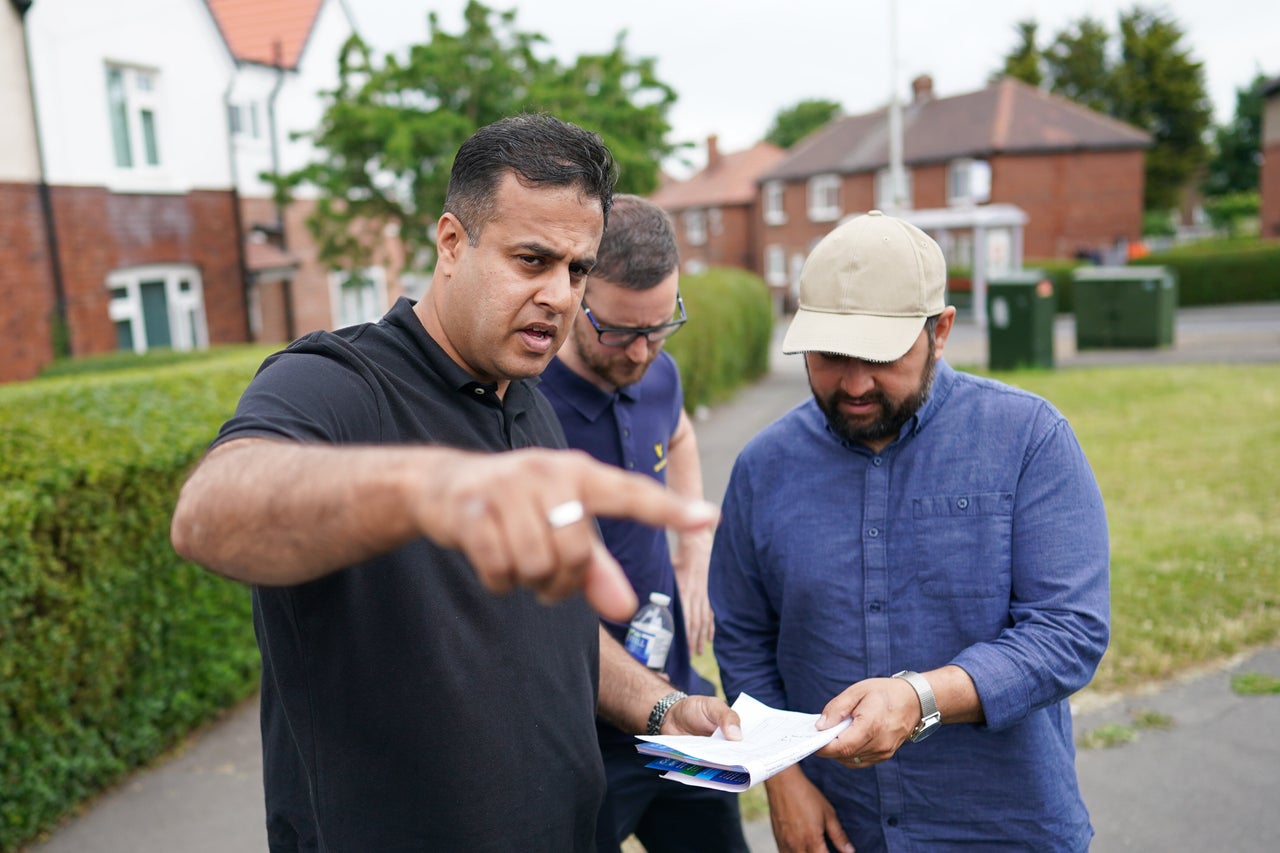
[782,210,946,362]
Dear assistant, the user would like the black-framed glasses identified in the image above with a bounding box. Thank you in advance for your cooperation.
[581,293,687,347]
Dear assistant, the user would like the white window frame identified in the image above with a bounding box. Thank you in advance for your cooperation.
[330,267,388,329]
[683,209,707,246]
[763,181,786,225]
[228,100,263,139]
[106,64,164,172]
[106,264,207,354]
[875,166,914,211]
[807,174,841,222]
[765,245,786,287]
[948,158,992,206]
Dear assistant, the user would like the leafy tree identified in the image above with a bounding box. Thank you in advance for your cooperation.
[528,35,677,196]
[995,20,1043,87]
[990,5,1211,212]
[1045,16,1115,114]
[1111,6,1212,210]
[1202,190,1259,237]
[1203,73,1268,197]
[765,98,843,149]
[272,1,678,275]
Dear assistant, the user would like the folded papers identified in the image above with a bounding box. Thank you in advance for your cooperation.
[635,693,851,791]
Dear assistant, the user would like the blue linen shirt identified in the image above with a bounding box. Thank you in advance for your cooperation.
[539,352,715,737]
[710,360,1110,852]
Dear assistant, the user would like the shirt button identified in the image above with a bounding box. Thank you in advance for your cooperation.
[627,461,635,469]
[868,602,882,613]
[957,497,969,509]
[473,387,484,396]
[623,428,631,437]
[887,816,899,827]
[867,528,879,538]
[872,456,883,466]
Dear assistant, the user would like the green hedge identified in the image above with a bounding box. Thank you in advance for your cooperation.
[665,266,774,411]
[0,277,771,851]
[1141,239,1280,306]
[0,357,267,852]
[1022,259,1085,314]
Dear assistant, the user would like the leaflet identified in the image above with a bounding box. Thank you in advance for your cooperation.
[635,693,850,791]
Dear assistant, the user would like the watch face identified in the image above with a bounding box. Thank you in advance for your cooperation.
[911,712,942,742]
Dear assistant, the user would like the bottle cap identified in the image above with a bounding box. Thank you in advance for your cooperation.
[649,592,671,607]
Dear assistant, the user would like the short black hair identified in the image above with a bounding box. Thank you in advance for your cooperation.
[589,195,679,291]
[443,113,617,244]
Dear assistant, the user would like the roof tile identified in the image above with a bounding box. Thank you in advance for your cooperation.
[650,141,785,210]
[206,0,325,69]
[763,77,1151,181]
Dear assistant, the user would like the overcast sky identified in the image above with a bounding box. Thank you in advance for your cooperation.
[346,0,1277,175]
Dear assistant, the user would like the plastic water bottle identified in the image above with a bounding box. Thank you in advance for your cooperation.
[624,592,675,672]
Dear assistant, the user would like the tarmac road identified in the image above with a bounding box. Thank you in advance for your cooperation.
[27,303,1280,853]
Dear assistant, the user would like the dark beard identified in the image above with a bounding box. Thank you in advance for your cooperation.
[569,322,656,390]
[813,347,937,448]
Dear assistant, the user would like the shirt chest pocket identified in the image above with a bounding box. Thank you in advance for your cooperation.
[910,492,1014,598]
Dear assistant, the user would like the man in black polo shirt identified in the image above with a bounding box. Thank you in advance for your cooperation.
[171,114,740,852]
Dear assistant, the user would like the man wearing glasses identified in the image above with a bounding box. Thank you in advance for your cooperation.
[539,195,748,853]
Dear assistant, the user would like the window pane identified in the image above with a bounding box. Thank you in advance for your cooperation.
[115,319,134,351]
[140,109,160,166]
[106,68,133,168]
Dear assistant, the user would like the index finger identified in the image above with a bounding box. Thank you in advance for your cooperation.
[576,460,720,533]
[580,536,639,623]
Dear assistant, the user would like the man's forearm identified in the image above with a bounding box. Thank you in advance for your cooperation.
[596,625,681,733]
[170,438,455,585]
[665,409,704,504]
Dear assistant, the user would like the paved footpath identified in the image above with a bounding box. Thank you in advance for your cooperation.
[28,304,1280,852]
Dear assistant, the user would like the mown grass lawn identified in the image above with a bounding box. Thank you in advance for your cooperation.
[1003,364,1280,693]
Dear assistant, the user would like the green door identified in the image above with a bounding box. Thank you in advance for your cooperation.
[140,280,172,349]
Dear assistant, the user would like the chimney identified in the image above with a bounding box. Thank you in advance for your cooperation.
[706,135,720,169]
[911,74,934,104]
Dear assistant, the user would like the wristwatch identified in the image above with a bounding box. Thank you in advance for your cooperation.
[646,691,688,736]
[893,670,942,742]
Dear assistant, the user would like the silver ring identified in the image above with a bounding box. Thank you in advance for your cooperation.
[546,500,585,529]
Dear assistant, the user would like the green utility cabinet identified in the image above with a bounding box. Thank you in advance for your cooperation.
[1072,266,1177,349]
[986,271,1056,370]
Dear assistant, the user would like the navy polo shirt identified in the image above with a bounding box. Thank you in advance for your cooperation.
[539,352,713,719]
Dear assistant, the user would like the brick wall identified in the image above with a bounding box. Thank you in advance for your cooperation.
[1263,140,1280,239]
[1261,94,1280,240]
[48,186,247,358]
[0,182,57,382]
[754,150,1144,288]
[991,150,1145,259]
[242,195,409,342]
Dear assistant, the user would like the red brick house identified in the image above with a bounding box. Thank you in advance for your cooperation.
[1,0,246,384]
[1261,75,1280,240]
[757,75,1151,304]
[1,1,56,382]
[0,0,398,384]
[649,136,785,278]
[209,0,405,345]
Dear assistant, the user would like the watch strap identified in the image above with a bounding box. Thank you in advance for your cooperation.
[892,670,942,742]
[646,691,689,736]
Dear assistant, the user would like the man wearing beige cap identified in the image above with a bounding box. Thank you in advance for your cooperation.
[710,211,1110,852]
